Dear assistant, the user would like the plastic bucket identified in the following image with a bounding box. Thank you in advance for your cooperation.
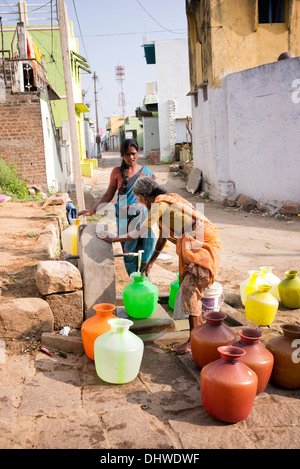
[201,282,223,312]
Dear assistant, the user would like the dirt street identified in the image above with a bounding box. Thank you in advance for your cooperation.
[0,152,299,450]
[84,152,300,333]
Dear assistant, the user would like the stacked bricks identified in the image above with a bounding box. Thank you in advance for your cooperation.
[0,89,47,189]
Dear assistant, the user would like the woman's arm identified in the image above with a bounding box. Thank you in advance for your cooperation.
[99,223,149,243]
[77,184,116,217]
[141,235,167,276]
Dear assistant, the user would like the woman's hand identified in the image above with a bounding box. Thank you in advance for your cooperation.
[141,261,153,276]
[77,209,93,217]
[97,231,118,243]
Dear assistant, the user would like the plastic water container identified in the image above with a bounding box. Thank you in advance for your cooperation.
[240,270,264,306]
[168,274,180,310]
[201,282,223,312]
[62,219,80,255]
[245,284,279,326]
[259,266,280,299]
[94,318,144,384]
[122,272,158,318]
[81,303,117,361]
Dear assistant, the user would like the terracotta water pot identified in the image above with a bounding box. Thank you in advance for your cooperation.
[266,324,300,389]
[200,346,258,423]
[81,303,117,360]
[232,328,274,394]
[191,311,236,368]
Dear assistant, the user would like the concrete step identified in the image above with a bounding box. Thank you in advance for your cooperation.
[116,303,175,335]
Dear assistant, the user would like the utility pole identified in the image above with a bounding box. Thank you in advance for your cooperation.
[115,64,126,142]
[57,0,85,212]
[93,71,102,159]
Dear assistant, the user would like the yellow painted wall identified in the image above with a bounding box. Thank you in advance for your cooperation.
[187,0,300,88]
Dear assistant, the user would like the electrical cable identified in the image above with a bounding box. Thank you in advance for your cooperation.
[136,0,185,35]
[71,0,91,68]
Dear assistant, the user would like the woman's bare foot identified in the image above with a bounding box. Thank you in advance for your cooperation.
[171,340,192,355]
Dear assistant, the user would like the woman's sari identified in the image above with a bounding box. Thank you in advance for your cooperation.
[154,193,222,283]
[115,166,156,275]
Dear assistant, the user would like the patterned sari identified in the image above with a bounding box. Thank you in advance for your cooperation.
[115,166,156,275]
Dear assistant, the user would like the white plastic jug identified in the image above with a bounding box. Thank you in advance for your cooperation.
[94,318,144,384]
[240,270,264,306]
[259,266,280,299]
[62,219,80,255]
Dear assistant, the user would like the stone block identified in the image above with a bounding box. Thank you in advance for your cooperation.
[45,290,84,330]
[236,194,249,207]
[0,298,53,339]
[223,194,239,207]
[78,223,116,319]
[186,168,202,194]
[41,332,84,354]
[280,204,299,215]
[149,150,160,164]
[241,198,257,211]
[35,260,82,295]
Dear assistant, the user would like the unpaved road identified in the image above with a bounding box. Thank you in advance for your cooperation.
[1,152,300,334]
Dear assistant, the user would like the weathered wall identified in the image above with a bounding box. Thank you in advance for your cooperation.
[192,57,300,205]
[155,38,191,161]
[0,83,68,192]
[187,0,300,89]
[0,88,47,188]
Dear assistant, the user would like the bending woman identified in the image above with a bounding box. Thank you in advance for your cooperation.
[78,139,156,275]
[99,177,222,354]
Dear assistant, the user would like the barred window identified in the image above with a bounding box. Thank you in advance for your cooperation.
[258,0,285,24]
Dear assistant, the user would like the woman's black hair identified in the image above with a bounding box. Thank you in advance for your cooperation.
[119,139,139,195]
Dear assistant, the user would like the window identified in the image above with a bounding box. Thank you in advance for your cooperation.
[258,0,285,24]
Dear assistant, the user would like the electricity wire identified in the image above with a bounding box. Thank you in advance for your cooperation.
[136,0,185,34]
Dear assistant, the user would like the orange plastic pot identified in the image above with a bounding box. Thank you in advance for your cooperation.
[201,346,258,423]
[81,303,117,360]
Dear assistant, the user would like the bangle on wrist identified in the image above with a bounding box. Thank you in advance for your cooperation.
[88,210,93,216]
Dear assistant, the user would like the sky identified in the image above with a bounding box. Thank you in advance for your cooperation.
[62,0,188,132]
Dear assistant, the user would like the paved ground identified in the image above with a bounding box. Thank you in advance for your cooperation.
[0,152,299,451]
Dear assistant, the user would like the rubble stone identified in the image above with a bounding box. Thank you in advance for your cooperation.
[0,297,53,339]
[280,204,299,215]
[35,260,82,295]
[45,290,84,330]
[241,198,257,211]
[223,194,239,207]
[236,194,249,207]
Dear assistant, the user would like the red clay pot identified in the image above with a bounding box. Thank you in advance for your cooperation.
[266,324,300,389]
[232,328,274,394]
[201,346,258,423]
[191,311,236,368]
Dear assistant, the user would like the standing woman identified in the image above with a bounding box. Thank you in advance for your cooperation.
[78,139,156,275]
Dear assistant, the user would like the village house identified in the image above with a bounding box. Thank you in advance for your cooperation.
[186,0,300,205]
[143,37,192,163]
[0,1,91,191]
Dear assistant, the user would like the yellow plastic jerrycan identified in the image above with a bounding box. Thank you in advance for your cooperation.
[62,219,81,255]
[240,270,263,306]
[245,284,279,326]
[259,266,280,299]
